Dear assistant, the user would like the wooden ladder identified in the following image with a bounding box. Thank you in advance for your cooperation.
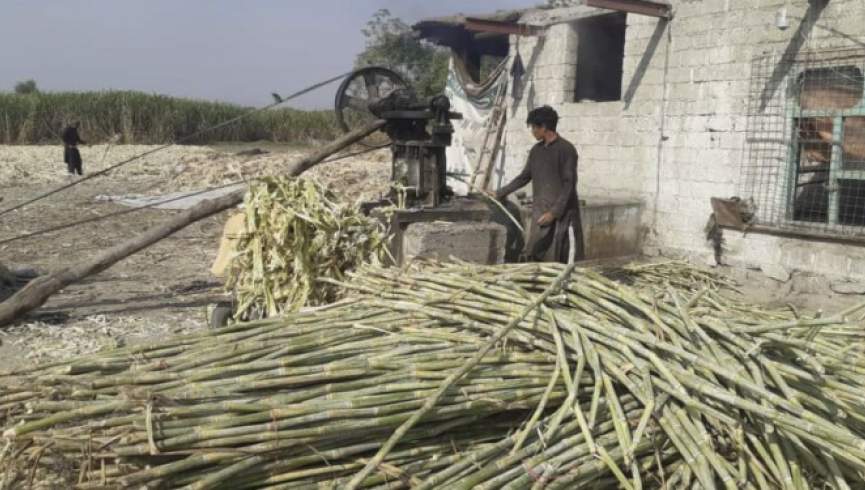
[469,84,508,192]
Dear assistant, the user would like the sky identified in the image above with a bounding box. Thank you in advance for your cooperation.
[0,1,532,109]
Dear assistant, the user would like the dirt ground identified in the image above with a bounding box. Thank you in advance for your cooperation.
[0,142,390,371]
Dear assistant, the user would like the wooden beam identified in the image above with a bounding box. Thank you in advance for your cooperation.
[0,120,387,327]
[720,223,865,248]
[585,0,673,19]
[464,17,542,36]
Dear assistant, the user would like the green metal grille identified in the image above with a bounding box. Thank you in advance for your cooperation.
[742,48,865,236]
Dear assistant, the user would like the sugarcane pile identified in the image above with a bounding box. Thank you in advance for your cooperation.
[2,261,865,489]
[226,176,390,319]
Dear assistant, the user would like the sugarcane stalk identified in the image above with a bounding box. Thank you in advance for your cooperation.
[344,262,579,490]
[7,260,865,488]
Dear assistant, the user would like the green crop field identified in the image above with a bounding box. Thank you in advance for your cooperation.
[0,91,340,145]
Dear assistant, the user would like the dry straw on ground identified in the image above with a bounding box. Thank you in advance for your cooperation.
[0,145,391,202]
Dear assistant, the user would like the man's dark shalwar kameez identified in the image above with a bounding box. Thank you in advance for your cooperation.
[62,126,85,175]
[497,137,584,263]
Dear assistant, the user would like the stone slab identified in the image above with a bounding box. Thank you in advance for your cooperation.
[403,221,507,265]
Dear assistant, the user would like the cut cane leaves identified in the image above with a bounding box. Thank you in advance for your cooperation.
[226,176,390,319]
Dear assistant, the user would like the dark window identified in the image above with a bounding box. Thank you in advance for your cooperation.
[843,116,865,170]
[839,117,865,225]
[456,36,510,84]
[838,179,865,226]
[792,117,832,223]
[574,13,627,102]
[789,66,865,227]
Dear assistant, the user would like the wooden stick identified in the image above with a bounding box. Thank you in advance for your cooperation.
[0,120,386,327]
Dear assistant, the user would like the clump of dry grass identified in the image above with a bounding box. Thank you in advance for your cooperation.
[0,314,206,365]
[0,445,76,490]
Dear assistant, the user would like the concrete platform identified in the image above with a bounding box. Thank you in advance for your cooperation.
[403,221,507,264]
[365,195,642,265]
[368,197,502,265]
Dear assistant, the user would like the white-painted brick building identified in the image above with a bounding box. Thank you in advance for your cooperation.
[418,0,865,283]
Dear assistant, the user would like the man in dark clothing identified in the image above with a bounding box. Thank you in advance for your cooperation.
[496,106,584,263]
[62,122,86,176]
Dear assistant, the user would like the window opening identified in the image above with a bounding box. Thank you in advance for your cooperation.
[741,49,865,236]
[574,13,627,102]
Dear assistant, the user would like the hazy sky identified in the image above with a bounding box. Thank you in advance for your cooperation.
[0,1,531,109]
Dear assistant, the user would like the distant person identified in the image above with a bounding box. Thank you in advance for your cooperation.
[62,122,86,176]
[496,105,584,263]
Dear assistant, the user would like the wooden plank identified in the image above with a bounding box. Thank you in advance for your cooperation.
[720,223,865,246]
[464,18,542,36]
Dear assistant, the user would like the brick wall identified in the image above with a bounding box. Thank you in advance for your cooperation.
[495,0,865,282]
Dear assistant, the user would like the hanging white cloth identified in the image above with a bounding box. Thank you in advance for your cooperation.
[443,57,509,195]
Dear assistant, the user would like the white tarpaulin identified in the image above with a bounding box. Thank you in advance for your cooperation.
[94,184,245,210]
[444,58,509,196]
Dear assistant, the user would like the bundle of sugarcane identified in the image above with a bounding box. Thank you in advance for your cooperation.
[343,262,865,488]
[0,300,588,488]
[601,260,810,323]
[225,176,390,319]
[2,262,865,489]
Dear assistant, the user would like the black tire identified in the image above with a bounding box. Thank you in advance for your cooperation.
[209,304,233,329]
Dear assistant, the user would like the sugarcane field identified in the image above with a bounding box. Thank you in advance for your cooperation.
[4,1,865,489]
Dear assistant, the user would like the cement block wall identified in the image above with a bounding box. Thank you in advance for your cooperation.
[492,0,865,282]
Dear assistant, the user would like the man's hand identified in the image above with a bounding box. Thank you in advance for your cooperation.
[537,211,555,226]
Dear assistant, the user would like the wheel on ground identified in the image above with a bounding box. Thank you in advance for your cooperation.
[209,303,233,329]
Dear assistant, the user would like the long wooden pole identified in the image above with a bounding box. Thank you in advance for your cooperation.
[0,120,386,327]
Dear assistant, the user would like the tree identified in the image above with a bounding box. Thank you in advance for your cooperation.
[14,79,39,95]
[355,9,449,98]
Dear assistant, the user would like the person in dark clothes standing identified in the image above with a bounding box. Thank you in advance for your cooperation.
[62,122,86,176]
[496,106,584,263]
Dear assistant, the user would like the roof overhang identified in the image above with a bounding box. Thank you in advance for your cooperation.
[413,1,672,51]
[413,9,540,54]
[462,17,543,37]
[584,0,672,19]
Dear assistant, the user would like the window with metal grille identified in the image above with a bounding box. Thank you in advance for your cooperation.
[789,66,865,226]
[741,49,865,236]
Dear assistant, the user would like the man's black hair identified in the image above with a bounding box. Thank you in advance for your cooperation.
[526,105,558,132]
